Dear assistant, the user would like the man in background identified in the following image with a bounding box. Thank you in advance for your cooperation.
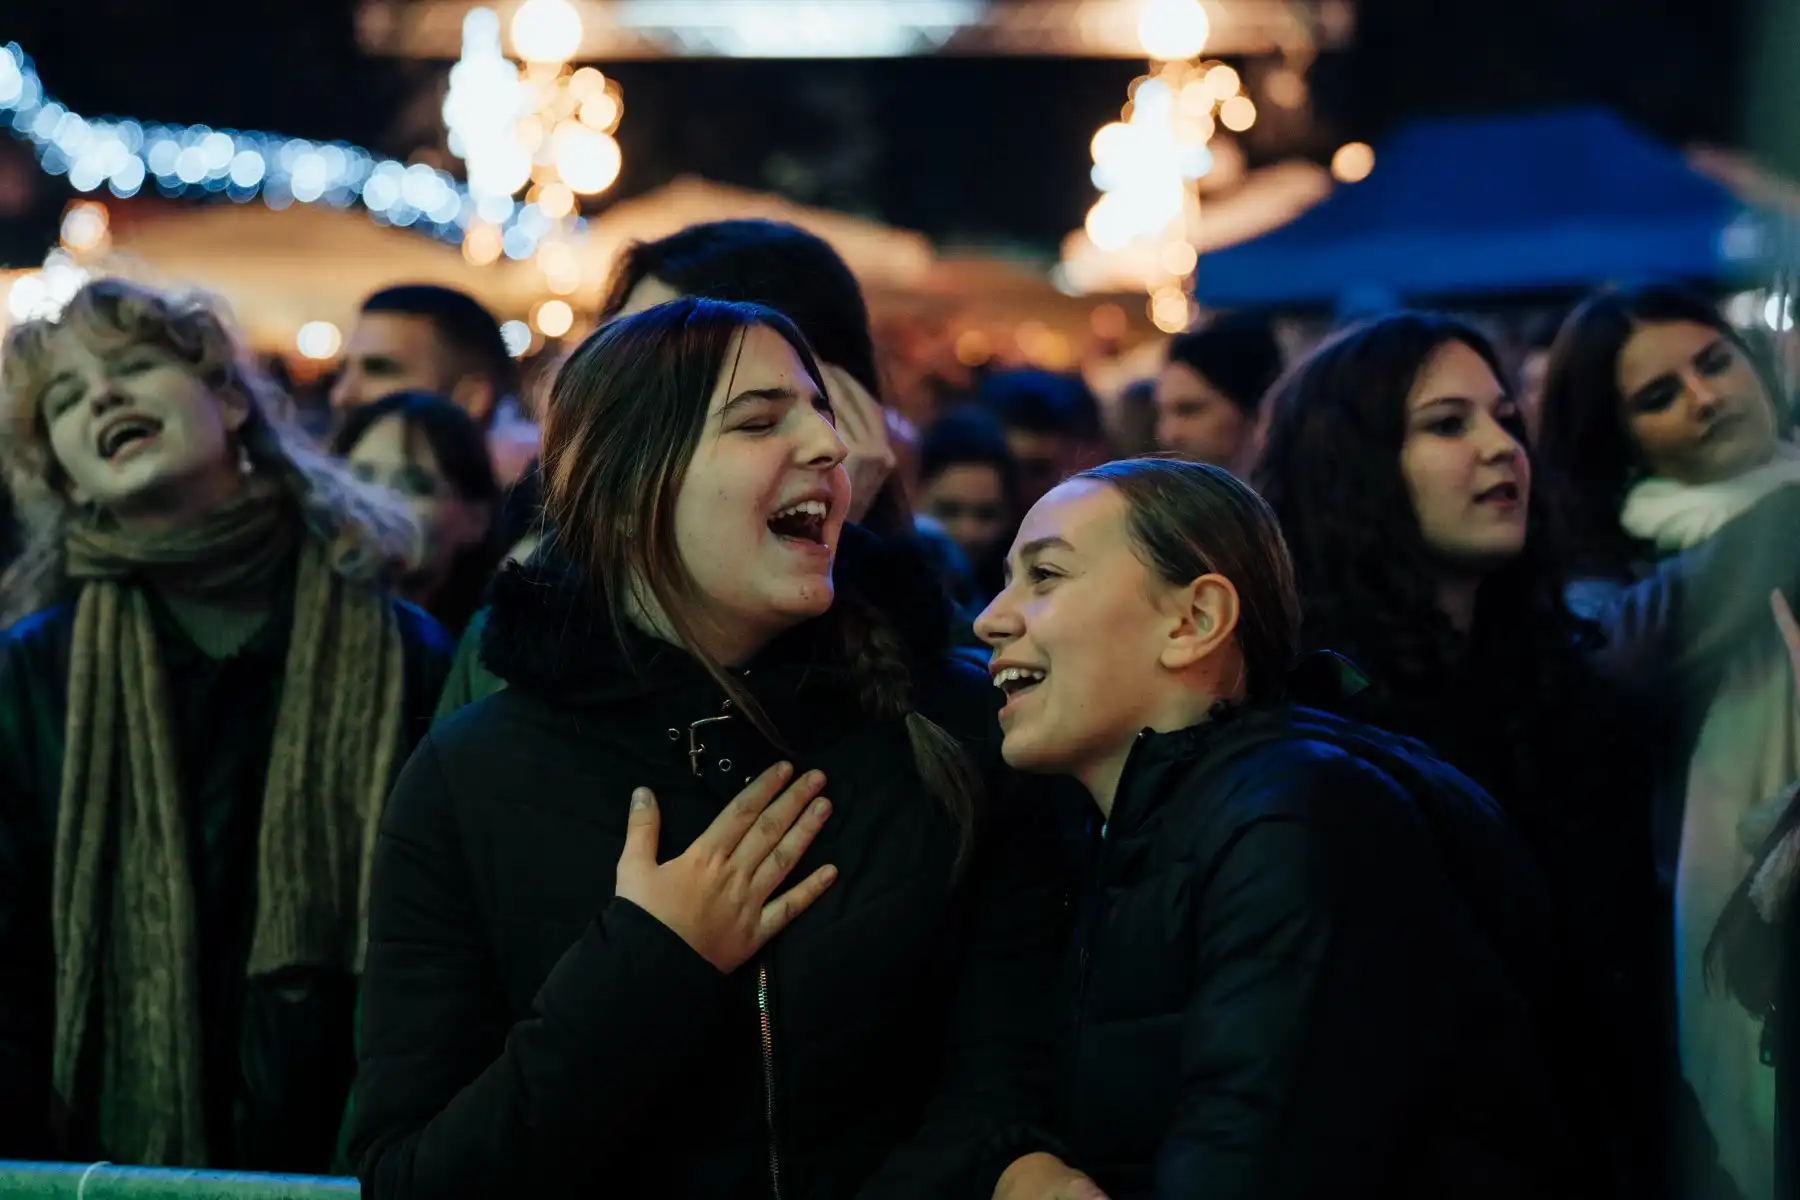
[331,285,538,487]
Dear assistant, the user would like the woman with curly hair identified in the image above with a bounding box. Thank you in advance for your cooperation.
[0,278,452,1171]
[1254,310,1800,1200]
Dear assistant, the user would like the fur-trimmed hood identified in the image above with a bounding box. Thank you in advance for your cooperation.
[480,523,959,711]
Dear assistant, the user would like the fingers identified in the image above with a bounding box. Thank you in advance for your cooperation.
[825,363,883,448]
[748,795,833,896]
[730,770,827,871]
[756,863,838,943]
[694,761,796,855]
[1774,590,1800,667]
[619,788,661,866]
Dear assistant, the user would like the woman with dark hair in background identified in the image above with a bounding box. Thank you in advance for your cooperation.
[350,297,1069,1199]
[333,391,503,637]
[1536,284,1800,1199]
[1252,310,1800,1199]
[974,457,1566,1199]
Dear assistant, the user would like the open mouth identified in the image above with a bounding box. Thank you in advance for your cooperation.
[96,415,164,461]
[1474,481,1520,505]
[992,665,1047,698]
[767,498,829,544]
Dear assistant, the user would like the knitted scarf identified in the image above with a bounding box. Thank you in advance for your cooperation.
[50,486,407,1166]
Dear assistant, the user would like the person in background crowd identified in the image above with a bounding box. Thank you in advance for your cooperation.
[349,297,1069,1199]
[333,390,503,637]
[0,278,451,1172]
[977,370,1108,508]
[435,218,977,715]
[1252,309,1800,1200]
[975,457,1568,1199]
[919,407,1021,605]
[1154,311,1284,472]
[1516,310,1564,443]
[1537,284,1800,1200]
[331,284,539,504]
[1109,377,1159,458]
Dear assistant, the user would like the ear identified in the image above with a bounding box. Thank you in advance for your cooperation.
[1158,573,1240,671]
[217,385,252,434]
[449,375,497,425]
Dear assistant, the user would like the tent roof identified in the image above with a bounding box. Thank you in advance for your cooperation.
[1194,108,1759,307]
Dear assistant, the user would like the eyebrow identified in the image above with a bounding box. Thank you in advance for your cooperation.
[1018,535,1075,559]
[717,386,803,420]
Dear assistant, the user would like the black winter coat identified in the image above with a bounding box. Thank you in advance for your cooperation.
[348,528,1072,1199]
[1056,661,1570,1200]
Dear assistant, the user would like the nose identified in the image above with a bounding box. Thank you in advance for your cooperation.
[1684,371,1724,422]
[1474,410,1522,464]
[801,406,849,469]
[87,386,128,417]
[973,585,1021,648]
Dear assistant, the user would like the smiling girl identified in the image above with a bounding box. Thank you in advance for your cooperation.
[0,278,451,1170]
[348,298,1068,1199]
[972,457,1565,1199]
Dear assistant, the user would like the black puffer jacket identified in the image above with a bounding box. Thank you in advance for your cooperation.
[1056,657,1571,1200]
[348,527,1072,1199]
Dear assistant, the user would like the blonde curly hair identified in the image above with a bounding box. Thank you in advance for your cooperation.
[0,277,419,623]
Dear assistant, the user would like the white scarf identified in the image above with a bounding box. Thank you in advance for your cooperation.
[1624,442,1800,1200]
[1621,441,1800,552]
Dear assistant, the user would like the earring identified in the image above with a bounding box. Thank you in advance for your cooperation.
[237,441,255,475]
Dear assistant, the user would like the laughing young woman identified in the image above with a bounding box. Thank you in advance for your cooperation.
[348,297,1069,1199]
[0,278,451,1170]
[972,458,1567,1200]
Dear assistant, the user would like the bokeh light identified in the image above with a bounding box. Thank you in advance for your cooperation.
[296,321,343,360]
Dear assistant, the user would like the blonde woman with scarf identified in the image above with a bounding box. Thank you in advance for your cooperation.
[1539,283,1800,1200]
[0,278,452,1172]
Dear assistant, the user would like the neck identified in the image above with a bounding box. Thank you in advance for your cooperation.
[1081,683,1224,818]
[1437,576,1482,635]
[628,589,780,669]
[110,469,246,535]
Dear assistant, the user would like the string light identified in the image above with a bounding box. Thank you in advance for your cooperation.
[1,41,558,252]
[295,320,343,360]
[1137,0,1210,62]
[1331,141,1375,184]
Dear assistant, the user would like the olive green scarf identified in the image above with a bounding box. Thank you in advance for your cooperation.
[50,487,406,1166]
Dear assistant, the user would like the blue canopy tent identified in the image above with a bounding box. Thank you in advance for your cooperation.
[1193,108,1770,309]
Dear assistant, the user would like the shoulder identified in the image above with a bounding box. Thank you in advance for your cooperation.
[388,596,455,661]
[0,602,75,684]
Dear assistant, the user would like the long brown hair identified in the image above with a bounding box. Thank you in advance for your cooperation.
[0,277,417,623]
[541,296,978,853]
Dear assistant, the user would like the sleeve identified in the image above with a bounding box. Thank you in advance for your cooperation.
[0,638,53,1159]
[1152,763,1480,1200]
[1587,484,1800,719]
[350,737,737,1198]
[855,771,1075,1200]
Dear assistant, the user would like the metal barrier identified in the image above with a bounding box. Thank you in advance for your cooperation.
[0,1162,357,1199]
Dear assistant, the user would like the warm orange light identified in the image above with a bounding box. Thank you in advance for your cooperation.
[463,224,503,266]
[953,329,992,367]
[1219,95,1257,132]
[533,298,575,338]
[1090,303,1128,340]
[1331,141,1376,183]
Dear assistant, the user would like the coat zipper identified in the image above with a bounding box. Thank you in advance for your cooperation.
[758,961,783,1200]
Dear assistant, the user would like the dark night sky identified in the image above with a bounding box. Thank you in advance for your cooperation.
[1,0,1765,259]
